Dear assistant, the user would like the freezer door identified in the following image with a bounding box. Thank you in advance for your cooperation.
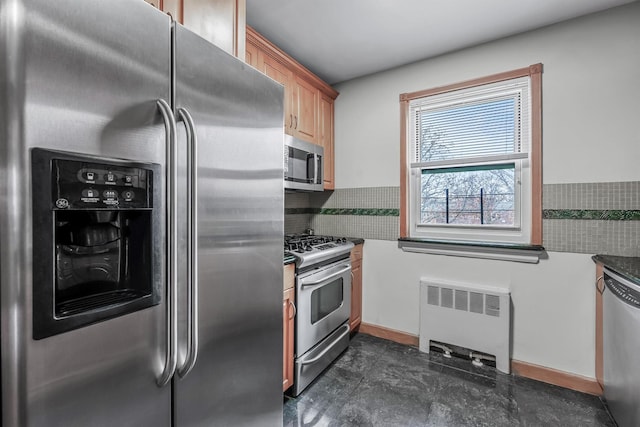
[173,24,285,426]
[1,1,172,426]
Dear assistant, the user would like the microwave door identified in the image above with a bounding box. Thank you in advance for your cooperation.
[284,136,324,191]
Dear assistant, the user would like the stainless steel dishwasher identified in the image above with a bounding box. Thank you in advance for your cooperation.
[603,268,640,427]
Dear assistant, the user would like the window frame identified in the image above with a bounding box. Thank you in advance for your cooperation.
[400,64,543,246]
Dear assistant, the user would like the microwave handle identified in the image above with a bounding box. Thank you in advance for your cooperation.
[307,152,321,184]
[305,153,315,184]
[313,153,319,184]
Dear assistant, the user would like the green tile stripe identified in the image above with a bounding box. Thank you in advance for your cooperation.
[319,208,400,216]
[285,207,399,216]
[543,209,640,220]
[288,207,640,220]
[292,208,640,221]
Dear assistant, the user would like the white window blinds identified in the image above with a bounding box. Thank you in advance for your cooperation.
[410,77,531,168]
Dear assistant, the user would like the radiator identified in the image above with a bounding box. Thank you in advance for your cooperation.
[419,278,511,374]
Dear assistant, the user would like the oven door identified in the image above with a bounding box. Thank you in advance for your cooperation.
[296,260,351,357]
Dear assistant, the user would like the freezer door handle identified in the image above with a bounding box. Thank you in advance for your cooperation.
[157,98,179,387]
[176,107,199,378]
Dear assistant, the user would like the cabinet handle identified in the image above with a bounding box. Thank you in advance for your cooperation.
[596,275,605,295]
[289,114,293,128]
[289,300,296,319]
[294,115,298,129]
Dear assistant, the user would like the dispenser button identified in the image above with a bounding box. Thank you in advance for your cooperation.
[122,190,134,201]
[103,190,118,199]
[82,189,99,198]
[85,172,95,181]
[124,175,133,184]
[105,172,116,184]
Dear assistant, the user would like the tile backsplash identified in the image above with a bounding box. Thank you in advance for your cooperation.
[285,182,640,256]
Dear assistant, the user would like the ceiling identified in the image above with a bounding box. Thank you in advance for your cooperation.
[246,0,636,85]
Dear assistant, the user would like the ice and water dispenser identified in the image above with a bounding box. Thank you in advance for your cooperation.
[31,149,161,339]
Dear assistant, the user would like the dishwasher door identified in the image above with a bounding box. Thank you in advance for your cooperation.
[603,268,640,427]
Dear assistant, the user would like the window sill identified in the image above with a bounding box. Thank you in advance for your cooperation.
[398,238,545,264]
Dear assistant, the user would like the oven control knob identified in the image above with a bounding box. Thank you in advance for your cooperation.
[305,244,313,251]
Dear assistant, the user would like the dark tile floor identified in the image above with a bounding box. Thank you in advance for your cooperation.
[284,333,615,427]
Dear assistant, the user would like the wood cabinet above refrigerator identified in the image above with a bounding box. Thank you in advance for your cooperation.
[144,0,246,58]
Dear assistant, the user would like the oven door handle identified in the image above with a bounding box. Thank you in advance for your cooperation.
[299,324,350,366]
[300,264,351,288]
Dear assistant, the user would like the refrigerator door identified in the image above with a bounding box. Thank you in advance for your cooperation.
[173,24,284,426]
[1,1,172,426]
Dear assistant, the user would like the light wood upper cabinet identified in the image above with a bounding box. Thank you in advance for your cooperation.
[319,93,335,189]
[246,26,338,189]
[256,51,293,133]
[144,0,246,58]
[291,75,318,143]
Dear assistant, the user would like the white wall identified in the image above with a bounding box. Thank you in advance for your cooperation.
[334,3,640,187]
[332,3,640,378]
[361,241,596,377]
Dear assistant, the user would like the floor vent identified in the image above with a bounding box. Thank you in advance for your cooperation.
[419,278,511,373]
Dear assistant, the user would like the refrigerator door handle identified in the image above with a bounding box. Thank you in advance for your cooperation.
[156,98,179,387]
[176,107,199,378]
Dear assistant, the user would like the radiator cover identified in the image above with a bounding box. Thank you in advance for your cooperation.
[419,278,511,373]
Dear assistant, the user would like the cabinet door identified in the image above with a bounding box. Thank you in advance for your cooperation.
[283,287,295,392]
[292,76,318,143]
[182,0,246,58]
[257,51,293,133]
[143,0,161,8]
[595,262,604,390]
[143,0,182,23]
[245,40,259,67]
[319,93,334,189]
[161,0,182,22]
[349,244,363,332]
[350,259,362,331]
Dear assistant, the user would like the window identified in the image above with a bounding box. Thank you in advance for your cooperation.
[400,65,542,246]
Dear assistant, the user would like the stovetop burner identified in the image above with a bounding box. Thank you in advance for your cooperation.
[284,234,354,269]
[285,234,348,253]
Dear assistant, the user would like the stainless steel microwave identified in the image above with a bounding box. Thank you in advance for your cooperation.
[284,135,323,191]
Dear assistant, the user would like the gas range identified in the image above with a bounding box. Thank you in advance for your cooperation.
[285,234,354,270]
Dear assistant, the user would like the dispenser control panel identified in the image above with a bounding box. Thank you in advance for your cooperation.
[51,158,153,209]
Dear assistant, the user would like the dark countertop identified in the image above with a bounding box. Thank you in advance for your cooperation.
[349,237,365,246]
[592,254,640,284]
[284,251,297,265]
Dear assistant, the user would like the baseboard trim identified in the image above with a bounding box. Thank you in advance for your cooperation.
[511,360,603,396]
[358,323,602,396]
[358,322,419,347]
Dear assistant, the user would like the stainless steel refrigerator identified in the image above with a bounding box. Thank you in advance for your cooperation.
[0,1,284,426]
